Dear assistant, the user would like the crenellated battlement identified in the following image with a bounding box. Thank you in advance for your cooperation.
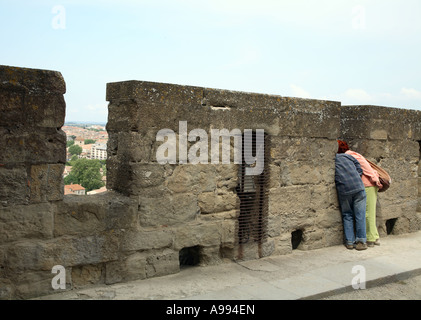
[1,65,420,299]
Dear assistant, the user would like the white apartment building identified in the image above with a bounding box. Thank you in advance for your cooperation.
[91,143,107,160]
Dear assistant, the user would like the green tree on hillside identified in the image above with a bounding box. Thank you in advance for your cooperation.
[64,158,104,192]
[68,144,82,156]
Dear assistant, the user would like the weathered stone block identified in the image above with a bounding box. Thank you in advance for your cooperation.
[0,86,25,126]
[6,233,119,272]
[166,164,217,194]
[341,105,421,141]
[106,249,178,285]
[129,163,167,189]
[270,186,318,232]
[111,130,158,162]
[55,192,138,236]
[173,222,222,250]
[107,82,294,137]
[105,157,132,195]
[349,139,419,162]
[267,214,282,238]
[0,245,6,272]
[235,241,263,260]
[0,166,29,206]
[105,156,122,193]
[103,193,139,230]
[328,183,340,209]
[72,264,104,288]
[369,128,388,140]
[279,160,333,186]
[215,164,238,190]
[272,234,293,256]
[380,179,418,206]
[377,203,402,221]
[402,201,419,232]
[199,245,223,266]
[106,100,139,133]
[66,233,120,267]
[386,204,418,234]
[138,193,199,227]
[298,229,324,250]
[54,196,105,236]
[385,158,418,180]
[13,269,72,299]
[29,164,64,203]
[0,203,54,243]
[269,185,312,214]
[202,91,340,137]
[200,105,279,134]
[220,218,237,248]
[203,87,288,111]
[0,65,66,94]
[309,185,332,211]
[104,260,124,285]
[0,128,66,165]
[120,229,173,252]
[106,81,204,132]
[268,164,281,189]
[26,129,67,164]
[5,241,52,272]
[198,191,238,214]
[0,127,26,164]
[106,80,203,107]
[0,278,15,300]
[105,255,144,285]
[323,225,344,247]
[106,160,169,196]
[270,137,337,163]
[315,209,343,229]
[261,238,275,257]
[145,248,179,278]
[279,210,316,234]
[0,66,66,128]
[23,92,66,128]
[277,100,340,139]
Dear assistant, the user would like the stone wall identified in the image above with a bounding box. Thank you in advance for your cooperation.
[1,65,420,299]
[340,106,421,235]
[105,80,342,260]
[0,65,67,298]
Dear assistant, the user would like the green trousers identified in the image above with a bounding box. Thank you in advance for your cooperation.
[365,186,380,242]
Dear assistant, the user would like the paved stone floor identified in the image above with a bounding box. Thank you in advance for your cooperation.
[35,231,421,300]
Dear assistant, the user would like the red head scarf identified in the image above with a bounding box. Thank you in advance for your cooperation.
[337,140,350,153]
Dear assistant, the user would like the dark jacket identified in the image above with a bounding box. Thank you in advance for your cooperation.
[335,153,365,195]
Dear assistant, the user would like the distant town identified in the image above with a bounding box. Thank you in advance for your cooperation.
[62,122,108,196]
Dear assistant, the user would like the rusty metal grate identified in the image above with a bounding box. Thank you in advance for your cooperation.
[236,130,270,248]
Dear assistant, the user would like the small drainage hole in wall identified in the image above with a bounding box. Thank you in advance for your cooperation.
[179,246,200,268]
[291,230,303,250]
[386,218,398,235]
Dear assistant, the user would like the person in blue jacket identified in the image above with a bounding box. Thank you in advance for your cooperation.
[335,140,368,250]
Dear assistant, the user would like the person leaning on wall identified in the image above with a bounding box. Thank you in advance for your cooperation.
[337,140,383,247]
[334,143,368,250]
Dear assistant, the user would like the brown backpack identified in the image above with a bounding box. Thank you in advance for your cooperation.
[366,159,391,192]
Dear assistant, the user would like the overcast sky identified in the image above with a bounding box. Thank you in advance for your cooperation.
[1,0,420,123]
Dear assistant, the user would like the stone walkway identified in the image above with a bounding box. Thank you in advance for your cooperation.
[35,231,421,300]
